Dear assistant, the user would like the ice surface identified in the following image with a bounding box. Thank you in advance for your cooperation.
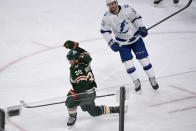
[0,0,196,130]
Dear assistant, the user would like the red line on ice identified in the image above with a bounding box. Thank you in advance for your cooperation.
[150,96,196,107]
[31,41,52,49]
[168,105,196,114]
[169,85,196,95]
[0,46,60,73]
[0,31,196,73]
[150,85,196,107]
[8,119,29,131]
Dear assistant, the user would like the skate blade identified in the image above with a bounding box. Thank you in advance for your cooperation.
[67,124,75,130]
[135,89,142,94]
[153,3,159,7]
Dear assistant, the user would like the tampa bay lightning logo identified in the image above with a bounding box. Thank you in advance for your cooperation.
[117,20,129,34]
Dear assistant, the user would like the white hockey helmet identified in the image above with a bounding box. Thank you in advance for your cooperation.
[106,0,117,5]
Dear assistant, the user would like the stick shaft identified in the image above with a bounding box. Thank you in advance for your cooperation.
[21,93,115,108]
[147,0,192,30]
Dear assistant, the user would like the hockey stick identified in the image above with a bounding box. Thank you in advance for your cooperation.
[20,93,115,108]
[120,0,192,46]
[147,0,192,30]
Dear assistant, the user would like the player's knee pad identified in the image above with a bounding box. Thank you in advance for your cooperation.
[81,101,95,111]
[65,97,78,108]
[88,110,99,117]
[87,107,98,117]
[138,57,152,71]
[87,105,102,117]
[124,59,136,74]
[81,104,90,112]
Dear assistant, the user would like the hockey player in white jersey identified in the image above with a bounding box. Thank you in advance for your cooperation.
[100,0,159,92]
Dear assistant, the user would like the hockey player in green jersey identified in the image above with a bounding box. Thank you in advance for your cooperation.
[64,40,120,126]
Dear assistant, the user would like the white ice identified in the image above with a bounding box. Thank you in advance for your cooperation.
[0,0,196,131]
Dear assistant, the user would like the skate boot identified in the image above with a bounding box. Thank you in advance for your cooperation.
[110,105,129,114]
[173,0,179,4]
[149,77,159,90]
[133,79,141,92]
[67,116,77,126]
[154,0,163,5]
[109,106,120,114]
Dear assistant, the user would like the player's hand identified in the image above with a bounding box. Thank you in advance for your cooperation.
[68,89,77,98]
[109,40,120,52]
[138,27,148,37]
[64,40,78,49]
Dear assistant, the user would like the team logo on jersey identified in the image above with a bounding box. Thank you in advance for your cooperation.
[117,20,129,34]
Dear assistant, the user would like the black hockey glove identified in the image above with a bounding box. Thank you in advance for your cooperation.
[138,27,148,37]
[64,40,79,49]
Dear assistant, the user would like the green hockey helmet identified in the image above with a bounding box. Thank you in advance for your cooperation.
[67,49,81,61]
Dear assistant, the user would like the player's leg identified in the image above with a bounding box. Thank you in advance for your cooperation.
[81,102,120,117]
[131,38,159,90]
[119,46,141,92]
[80,91,120,116]
[139,57,159,90]
[65,91,80,126]
[124,59,141,92]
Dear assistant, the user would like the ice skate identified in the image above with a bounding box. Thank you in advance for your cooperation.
[133,79,141,92]
[67,116,77,126]
[109,106,120,113]
[154,0,163,6]
[173,0,179,4]
[109,105,128,114]
[149,77,159,90]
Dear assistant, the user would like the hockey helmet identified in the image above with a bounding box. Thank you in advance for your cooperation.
[67,49,81,61]
[106,0,117,5]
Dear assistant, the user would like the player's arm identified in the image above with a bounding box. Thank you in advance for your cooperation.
[100,14,120,52]
[64,40,92,64]
[127,5,144,29]
[127,5,148,37]
[70,45,92,65]
[64,40,88,52]
[80,52,92,65]
[100,14,113,44]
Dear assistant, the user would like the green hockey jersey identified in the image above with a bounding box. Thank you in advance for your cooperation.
[69,47,97,93]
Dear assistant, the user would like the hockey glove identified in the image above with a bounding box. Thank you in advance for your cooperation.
[138,27,148,38]
[68,89,77,99]
[64,40,79,49]
[109,40,120,52]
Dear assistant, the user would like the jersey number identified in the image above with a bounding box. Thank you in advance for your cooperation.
[75,70,82,76]
[87,72,94,82]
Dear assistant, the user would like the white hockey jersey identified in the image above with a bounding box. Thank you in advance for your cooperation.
[101,4,144,45]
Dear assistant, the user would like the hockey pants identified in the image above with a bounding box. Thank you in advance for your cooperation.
[65,91,104,117]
